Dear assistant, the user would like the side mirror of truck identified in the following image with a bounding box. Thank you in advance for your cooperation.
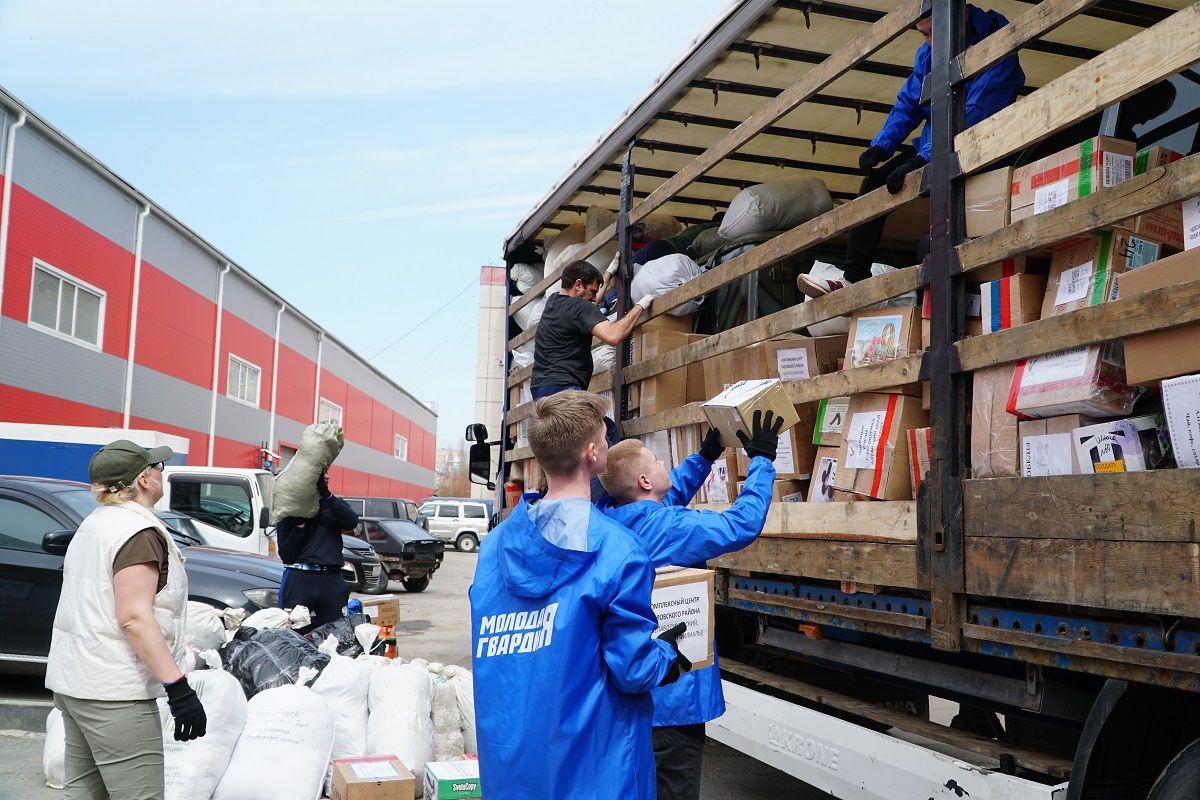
[42,529,76,556]
[259,507,271,529]
[465,423,489,443]
[469,442,495,490]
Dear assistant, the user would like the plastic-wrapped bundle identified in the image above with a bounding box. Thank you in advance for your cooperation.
[220,627,329,698]
[445,666,477,755]
[311,649,370,760]
[718,178,833,240]
[158,670,247,800]
[509,263,544,295]
[307,616,364,659]
[184,601,227,652]
[431,674,464,762]
[367,662,434,793]
[271,422,344,524]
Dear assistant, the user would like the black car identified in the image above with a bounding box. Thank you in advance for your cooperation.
[349,518,443,593]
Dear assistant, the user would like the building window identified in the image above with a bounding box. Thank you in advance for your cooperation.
[28,261,104,349]
[227,355,261,406]
[394,435,408,461]
[318,398,343,426]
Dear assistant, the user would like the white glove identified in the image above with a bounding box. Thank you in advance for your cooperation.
[635,294,654,311]
[605,253,620,277]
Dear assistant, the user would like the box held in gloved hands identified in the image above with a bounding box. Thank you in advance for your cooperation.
[702,379,800,450]
[331,756,416,800]
[652,567,715,669]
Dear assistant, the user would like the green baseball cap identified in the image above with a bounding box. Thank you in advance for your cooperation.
[89,440,174,490]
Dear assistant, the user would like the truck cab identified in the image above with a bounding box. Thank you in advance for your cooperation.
[155,466,275,555]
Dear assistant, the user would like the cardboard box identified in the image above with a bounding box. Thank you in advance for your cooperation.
[702,379,801,451]
[1162,374,1200,468]
[813,396,849,447]
[808,446,844,502]
[921,290,983,343]
[1073,414,1170,474]
[736,404,817,481]
[1011,136,1135,222]
[846,306,922,369]
[1120,146,1185,250]
[360,596,400,627]
[1118,247,1200,385]
[1018,414,1096,476]
[882,195,931,240]
[1186,196,1200,251]
[833,393,930,500]
[973,254,1051,284]
[971,364,1019,478]
[702,345,767,400]
[965,167,1011,238]
[763,334,847,380]
[422,760,481,800]
[634,331,691,415]
[1008,344,1136,419]
[907,427,932,497]
[1042,228,1161,319]
[651,567,715,669]
[685,334,708,402]
[332,757,416,800]
[980,274,1046,333]
[734,479,807,502]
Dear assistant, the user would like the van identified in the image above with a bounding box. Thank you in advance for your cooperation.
[415,498,490,552]
[156,467,275,555]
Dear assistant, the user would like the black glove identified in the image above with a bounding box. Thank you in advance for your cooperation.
[858,145,888,174]
[657,622,693,687]
[317,472,330,498]
[164,677,207,742]
[699,428,724,461]
[736,410,785,462]
[886,156,926,194]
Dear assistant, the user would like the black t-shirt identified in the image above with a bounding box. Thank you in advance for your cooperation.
[532,293,607,390]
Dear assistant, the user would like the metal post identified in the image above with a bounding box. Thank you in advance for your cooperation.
[612,145,636,438]
[497,258,514,515]
[925,0,968,652]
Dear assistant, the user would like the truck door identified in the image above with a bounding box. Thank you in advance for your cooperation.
[164,474,263,554]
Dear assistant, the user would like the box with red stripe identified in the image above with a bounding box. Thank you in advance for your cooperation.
[980,275,1046,334]
[1006,344,1136,420]
[832,393,929,501]
[907,427,932,498]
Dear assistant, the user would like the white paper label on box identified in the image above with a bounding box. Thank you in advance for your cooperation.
[1022,433,1075,476]
[1162,374,1200,469]
[774,348,811,381]
[1103,152,1134,187]
[1055,261,1094,306]
[1184,196,1200,251]
[652,581,710,665]
[812,457,838,502]
[774,432,796,474]
[1034,178,1070,214]
[1021,348,1090,387]
[966,294,982,318]
[844,411,886,470]
[351,761,401,780]
[703,461,731,504]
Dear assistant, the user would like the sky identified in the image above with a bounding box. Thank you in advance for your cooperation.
[0,0,731,450]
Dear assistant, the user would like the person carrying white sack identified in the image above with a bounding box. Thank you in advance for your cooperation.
[46,440,207,800]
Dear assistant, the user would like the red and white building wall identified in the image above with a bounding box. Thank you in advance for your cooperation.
[0,91,435,498]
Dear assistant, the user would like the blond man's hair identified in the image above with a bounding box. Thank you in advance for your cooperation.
[599,440,651,503]
[91,467,153,505]
[528,391,608,477]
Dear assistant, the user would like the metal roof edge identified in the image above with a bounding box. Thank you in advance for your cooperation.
[501,0,777,258]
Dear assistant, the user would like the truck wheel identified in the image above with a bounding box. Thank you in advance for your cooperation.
[456,534,478,553]
[402,575,430,593]
[1149,737,1200,799]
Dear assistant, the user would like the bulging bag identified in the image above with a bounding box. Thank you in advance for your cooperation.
[367,662,434,793]
[271,422,344,523]
[159,670,248,800]
[184,601,228,652]
[220,627,330,698]
[718,178,834,240]
[630,254,703,316]
[311,652,370,760]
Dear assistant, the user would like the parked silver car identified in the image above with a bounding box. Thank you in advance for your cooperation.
[416,499,490,552]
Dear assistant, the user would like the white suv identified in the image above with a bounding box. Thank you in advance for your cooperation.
[416,499,490,552]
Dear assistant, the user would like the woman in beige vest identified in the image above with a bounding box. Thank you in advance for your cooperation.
[46,440,207,800]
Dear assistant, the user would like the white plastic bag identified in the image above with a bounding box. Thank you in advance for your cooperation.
[43,708,64,789]
[184,601,227,652]
[509,263,544,295]
[447,667,477,755]
[630,254,703,316]
[212,684,333,800]
[159,670,247,800]
[512,295,545,332]
[311,653,370,760]
[804,261,918,337]
[367,662,434,792]
[718,178,834,240]
[241,607,291,630]
[431,675,464,762]
[544,225,586,272]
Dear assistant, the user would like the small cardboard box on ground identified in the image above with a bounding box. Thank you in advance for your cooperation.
[702,379,801,451]
[833,393,929,500]
[422,760,481,800]
[908,427,932,497]
[814,396,850,447]
[1018,415,1096,476]
[808,446,844,502]
[652,567,715,669]
[763,334,847,381]
[1118,247,1200,385]
[1042,227,1161,319]
[1162,375,1200,468]
[980,275,1046,333]
[360,596,400,627]
[971,364,1019,478]
[1073,415,1171,474]
[965,166,1011,238]
[1120,146,1186,250]
[331,757,416,800]
[702,345,768,399]
[973,254,1051,284]
[1011,136,1135,223]
[1008,344,1136,419]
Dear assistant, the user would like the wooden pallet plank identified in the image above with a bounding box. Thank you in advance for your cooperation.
[957,0,1100,81]
[711,538,921,589]
[693,500,917,540]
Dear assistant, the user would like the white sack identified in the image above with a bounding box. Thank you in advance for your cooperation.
[587,206,682,243]
[159,670,247,800]
[367,662,434,793]
[212,684,333,800]
[511,341,535,369]
[630,254,703,316]
[804,261,918,337]
[509,263,544,295]
[544,225,585,273]
[311,654,370,760]
[431,675,463,761]
[448,668,477,755]
[512,296,545,332]
[43,708,64,789]
[184,602,227,652]
[718,178,834,240]
[355,654,393,677]
[241,608,291,630]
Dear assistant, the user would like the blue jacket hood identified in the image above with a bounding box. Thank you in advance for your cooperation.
[494,499,597,598]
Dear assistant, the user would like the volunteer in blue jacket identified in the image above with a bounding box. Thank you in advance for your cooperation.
[798,5,1024,297]
[599,410,783,800]
[469,390,691,800]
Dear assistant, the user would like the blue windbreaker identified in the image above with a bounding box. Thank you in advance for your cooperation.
[604,452,775,727]
[871,4,1024,162]
[469,496,677,800]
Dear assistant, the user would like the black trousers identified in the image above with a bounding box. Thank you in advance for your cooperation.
[653,723,706,800]
[280,569,348,632]
[842,150,918,283]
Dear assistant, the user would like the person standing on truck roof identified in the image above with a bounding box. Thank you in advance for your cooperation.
[469,390,691,800]
[274,471,359,631]
[46,440,207,800]
[797,5,1024,298]
[598,411,782,800]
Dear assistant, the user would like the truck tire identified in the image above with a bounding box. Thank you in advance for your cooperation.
[456,533,479,553]
[402,575,430,593]
[1149,737,1200,799]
